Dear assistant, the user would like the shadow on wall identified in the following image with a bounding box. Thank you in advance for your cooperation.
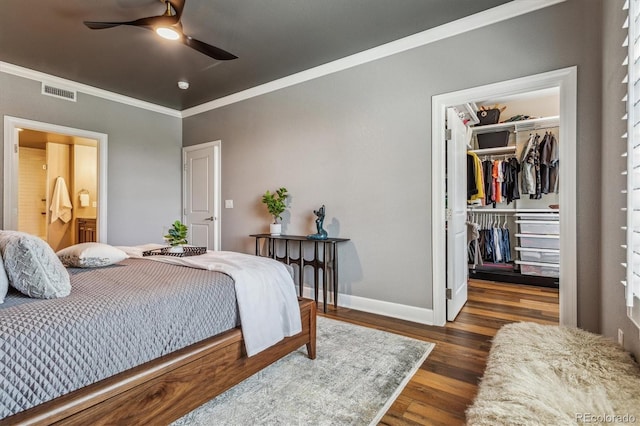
[335,242,361,296]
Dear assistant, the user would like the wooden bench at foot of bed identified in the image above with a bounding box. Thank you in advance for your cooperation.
[2,298,317,426]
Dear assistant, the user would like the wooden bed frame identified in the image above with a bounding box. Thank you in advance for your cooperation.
[1,298,316,425]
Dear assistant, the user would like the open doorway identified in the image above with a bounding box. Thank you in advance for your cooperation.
[431,67,577,327]
[19,129,98,251]
[3,116,108,249]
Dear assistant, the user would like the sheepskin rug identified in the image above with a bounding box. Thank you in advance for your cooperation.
[466,322,640,425]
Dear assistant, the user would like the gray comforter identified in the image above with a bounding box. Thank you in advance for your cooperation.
[0,258,239,419]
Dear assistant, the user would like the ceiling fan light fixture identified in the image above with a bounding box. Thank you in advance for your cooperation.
[155,26,180,40]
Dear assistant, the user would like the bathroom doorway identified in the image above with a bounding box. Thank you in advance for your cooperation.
[3,116,107,250]
[19,129,98,251]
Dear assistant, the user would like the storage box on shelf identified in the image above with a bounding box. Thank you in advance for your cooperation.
[515,212,560,220]
[515,260,560,278]
[515,247,560,264]
[516,234,560,250]
[515,220,559,235]
[477,131,510,149]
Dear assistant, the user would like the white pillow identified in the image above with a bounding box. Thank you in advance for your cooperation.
[0,231,71,299]
[57,242,129,268]
[0,256,8,304]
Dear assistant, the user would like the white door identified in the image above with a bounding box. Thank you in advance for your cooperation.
[183,141,221,251]
[446,108,468,321]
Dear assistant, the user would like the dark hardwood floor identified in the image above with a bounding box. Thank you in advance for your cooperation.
[320,278,559,426]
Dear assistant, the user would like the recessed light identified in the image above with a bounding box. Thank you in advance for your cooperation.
[177,81,189,90]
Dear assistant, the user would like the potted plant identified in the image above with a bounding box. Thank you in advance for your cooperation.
[261,187,289,235]
[164,220,188,253]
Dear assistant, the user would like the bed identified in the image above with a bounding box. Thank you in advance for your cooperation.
[0,243,316,425]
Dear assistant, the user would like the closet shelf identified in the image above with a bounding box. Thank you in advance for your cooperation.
[471,115,559,135]
[468,145,516,155]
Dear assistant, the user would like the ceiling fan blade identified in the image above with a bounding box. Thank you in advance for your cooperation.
[84,14,179,30]
[84,21,128,30]
[84,0,184,30]
[183,36,237,61]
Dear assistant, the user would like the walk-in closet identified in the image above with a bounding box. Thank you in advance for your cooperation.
[457,88,560,288]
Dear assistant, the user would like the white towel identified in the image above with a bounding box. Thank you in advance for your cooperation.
[50,177,73,223]
[79,193,90,207]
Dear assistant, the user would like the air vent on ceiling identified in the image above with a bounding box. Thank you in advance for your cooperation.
[41,83,77,102]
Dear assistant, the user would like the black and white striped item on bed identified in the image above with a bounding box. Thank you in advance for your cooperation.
[0,258,239,419]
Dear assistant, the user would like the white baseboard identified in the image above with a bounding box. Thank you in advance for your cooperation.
[301,287,435,325]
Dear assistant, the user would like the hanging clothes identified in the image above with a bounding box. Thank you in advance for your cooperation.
[482,159,495,207]
[473,213,514,265]
[521,133,542,198]
[539,133,551,194]
[467,151,485,203]
[467,220,482,267]
[503,157,521,204]
[492,160,503,204]
[493,225,503,262]
[500,224,512,263]
[472,156,520,207]
[543,131,560,194]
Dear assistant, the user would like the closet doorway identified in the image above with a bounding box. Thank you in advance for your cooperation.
[431,67,577,327]
[3,116,108,249]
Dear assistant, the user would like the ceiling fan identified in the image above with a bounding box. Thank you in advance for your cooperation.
[83,0,237,61]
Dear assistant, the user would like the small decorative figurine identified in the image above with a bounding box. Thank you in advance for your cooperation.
[307,205,328,240]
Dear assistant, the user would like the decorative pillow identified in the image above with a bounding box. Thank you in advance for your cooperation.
[57,242,129,268]
[0,231,71,299]
[0,256,8,304]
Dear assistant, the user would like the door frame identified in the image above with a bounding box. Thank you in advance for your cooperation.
[182,141,221,251]
[3,116,108,242]
[431,67,577,327]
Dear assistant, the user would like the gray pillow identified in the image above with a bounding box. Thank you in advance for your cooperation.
[0,256,8,304]
[0,231,71,299]
[57,242,128,268]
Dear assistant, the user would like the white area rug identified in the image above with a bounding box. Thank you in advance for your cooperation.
[172,316,434,426]
[467,322,640,425]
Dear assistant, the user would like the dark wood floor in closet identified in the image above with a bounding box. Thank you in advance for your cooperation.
[320,278,559,425]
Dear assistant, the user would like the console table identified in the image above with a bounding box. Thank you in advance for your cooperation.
[250,234,350,312]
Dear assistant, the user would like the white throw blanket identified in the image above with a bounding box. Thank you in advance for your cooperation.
[49,176,73,223]
[118,244,302,356]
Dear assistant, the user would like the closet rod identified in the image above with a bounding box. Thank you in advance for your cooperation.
[514,208,560,213]
[469,208,559,213]
[514,124,560,133]
[468,208,516,214]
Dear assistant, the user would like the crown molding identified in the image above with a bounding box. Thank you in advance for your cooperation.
[181,0,566,118]
[0,62,182,118]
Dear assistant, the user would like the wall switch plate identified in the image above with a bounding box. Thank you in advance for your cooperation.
[225,200,233,209]
[618,328,624,346]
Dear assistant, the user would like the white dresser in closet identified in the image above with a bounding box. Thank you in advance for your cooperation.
[515,210,560,278]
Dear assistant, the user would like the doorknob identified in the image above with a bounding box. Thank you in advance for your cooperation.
[204,216,214,221]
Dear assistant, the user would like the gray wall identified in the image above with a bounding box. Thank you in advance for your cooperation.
[0,72,182,245]
[184,0,604,328]
[601,0,640,358]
